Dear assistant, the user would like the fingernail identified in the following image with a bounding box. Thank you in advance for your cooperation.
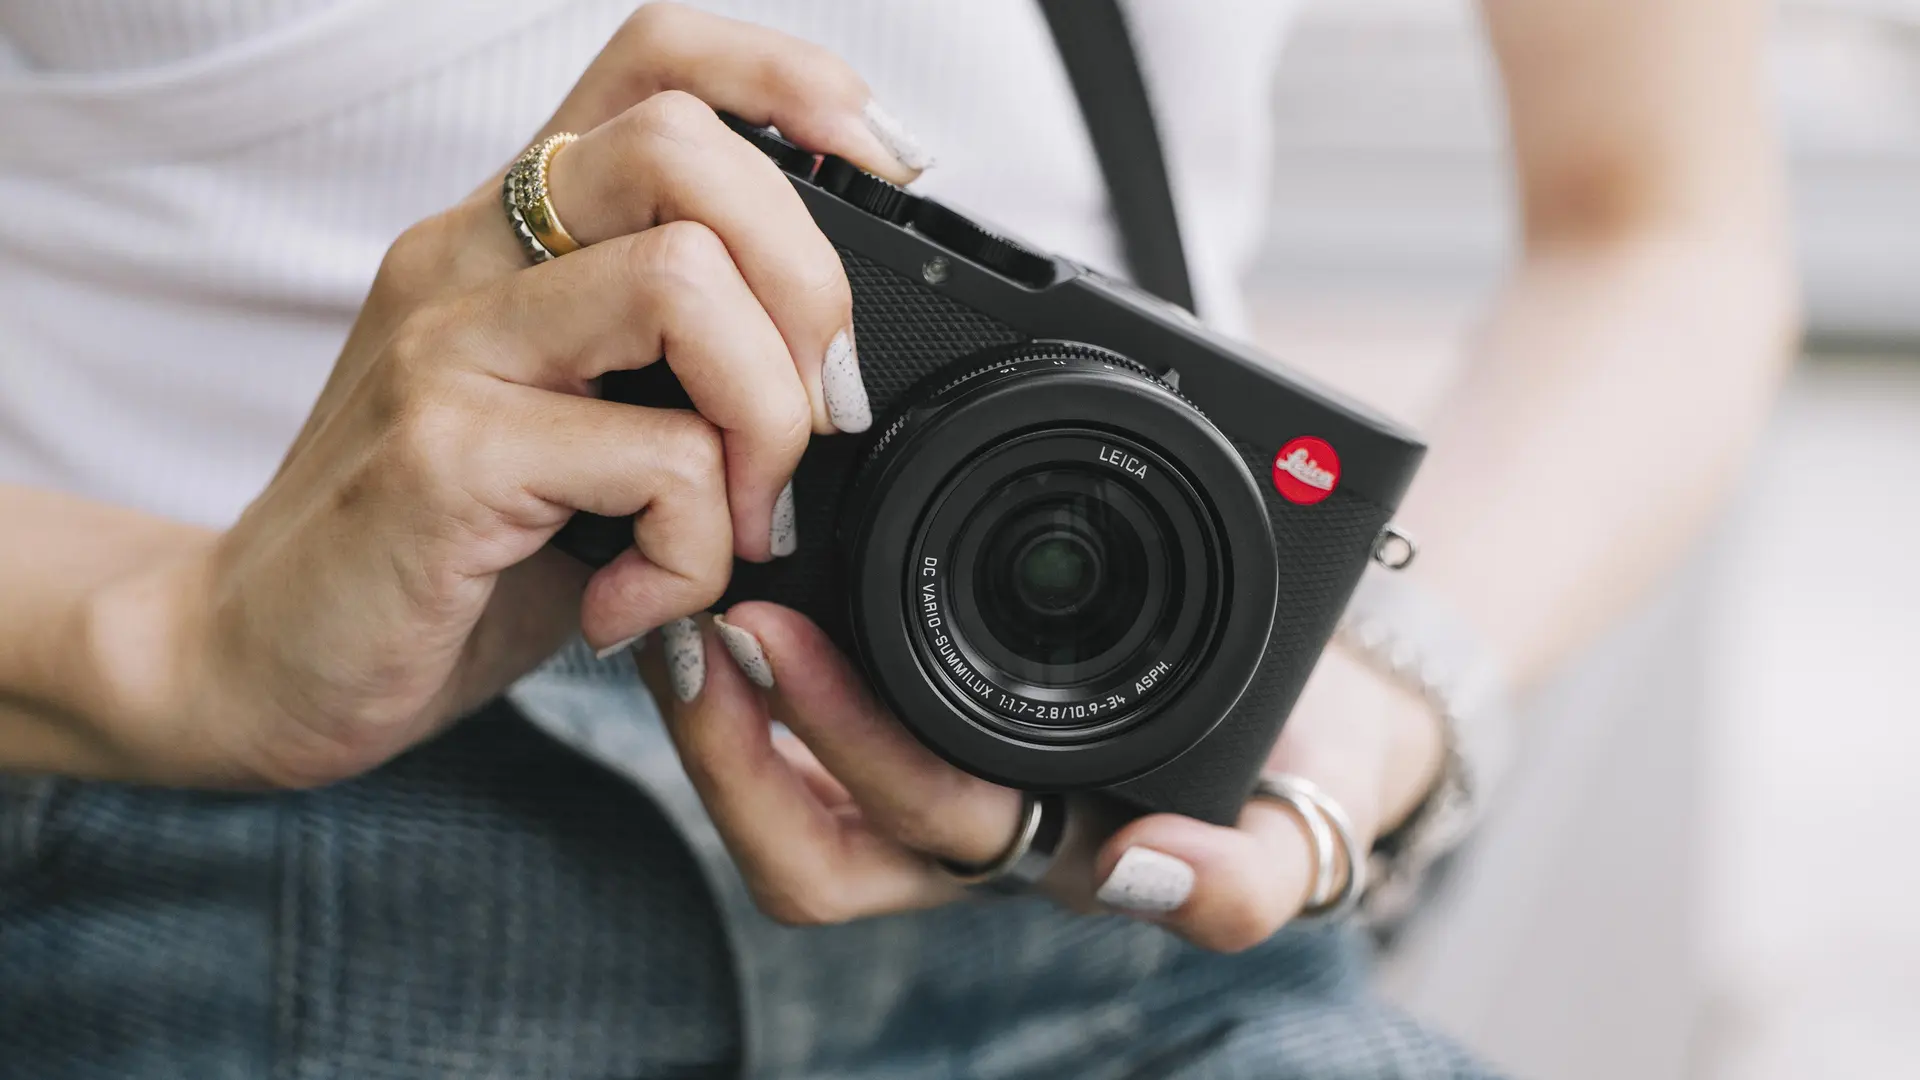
[713,614,775,689]
[769,480,798,558]
[862,100,934,173]
[594,633,646,661]
[1096,847,1195,915]
[822,328,870,433]
[660,617,705,702]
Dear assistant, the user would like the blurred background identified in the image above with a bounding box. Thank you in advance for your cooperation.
[1243,1,1920,1077]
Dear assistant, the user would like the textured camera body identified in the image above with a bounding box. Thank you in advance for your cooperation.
[557,133,1424,826]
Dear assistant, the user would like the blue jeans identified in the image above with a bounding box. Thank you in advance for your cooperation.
[0,650,1502,1079]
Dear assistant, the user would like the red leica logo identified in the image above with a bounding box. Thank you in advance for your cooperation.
[1272,437,1340,505]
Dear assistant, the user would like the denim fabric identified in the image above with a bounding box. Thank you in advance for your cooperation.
[0,649,1504,1080]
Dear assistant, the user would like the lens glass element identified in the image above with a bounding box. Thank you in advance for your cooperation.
[849,344,1281,787]
[1016,534,1093,610]
[962,471,1164,679]
[908,429,1218,740]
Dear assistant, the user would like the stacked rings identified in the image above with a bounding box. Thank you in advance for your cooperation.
[1252,774,1368,922]
[504,133,582,264]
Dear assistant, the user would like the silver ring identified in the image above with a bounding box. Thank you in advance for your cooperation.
[937,792,1067,893]
[1253,774,1367,922]
[502,167,553,264]
[1251,776,1338,908]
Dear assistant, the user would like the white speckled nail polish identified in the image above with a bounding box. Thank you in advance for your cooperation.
[594,633,645,661]
[862,100,934,173]
[769,480,797,558]
[660,617,705,703]
[713,615,775,689]
[1096,847,1195,915]
[822,328,870,433]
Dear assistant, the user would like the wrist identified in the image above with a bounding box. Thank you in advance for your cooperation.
[74,537,232,782]
[1268,646,1440,845]
[1356,646,1446,836]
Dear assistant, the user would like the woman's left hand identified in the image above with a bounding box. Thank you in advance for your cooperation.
[636,602,1443,952]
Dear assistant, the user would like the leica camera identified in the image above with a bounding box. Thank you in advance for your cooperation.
[555,115,1425,825]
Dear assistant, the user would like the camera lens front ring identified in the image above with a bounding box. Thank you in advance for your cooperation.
[841,342,1279,792]
[912,429,1215,744]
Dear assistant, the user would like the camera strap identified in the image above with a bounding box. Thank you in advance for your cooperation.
[1036,0,1196,313]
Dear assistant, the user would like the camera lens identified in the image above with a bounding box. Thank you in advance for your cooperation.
[1012,531,1100,615]
[902,422,1215,744]
[957,467,1166,688]
[842,342,1279,791]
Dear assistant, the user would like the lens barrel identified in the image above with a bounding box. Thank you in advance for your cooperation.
[841,342,1279,791]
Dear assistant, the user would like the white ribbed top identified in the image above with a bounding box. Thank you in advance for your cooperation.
[0,0,1297,528]
[0,0,339,73]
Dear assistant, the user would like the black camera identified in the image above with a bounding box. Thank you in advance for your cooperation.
[556,117,1425,826]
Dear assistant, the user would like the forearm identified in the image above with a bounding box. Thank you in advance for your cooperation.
[1397,226,1798,689]
[1384,0,1801,690]
[1284,223,1795,852]
[0,484,215,778]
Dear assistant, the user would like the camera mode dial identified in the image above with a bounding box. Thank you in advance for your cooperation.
[815,154,1054,288]
[814,155,916,222]
[907,202,1055,289]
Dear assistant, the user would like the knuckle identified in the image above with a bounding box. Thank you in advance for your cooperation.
[381,216,449,280]
[618,1,689,48]
[793,239,853,315]
[383,304,454,375]
[627,87,718,148]
[641,219,733,292]
[731,381,813,463]
[644,411,730,609]
[372,215,456,305]
[391,394,473,486]
[378,307,475,416]
[682,565,729,615]
[767,395,813,456]
[378,344,483,489]
[657,410,727,493]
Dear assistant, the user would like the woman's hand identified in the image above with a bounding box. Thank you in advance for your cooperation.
[636,604,1443,951]
[73,5,931,787]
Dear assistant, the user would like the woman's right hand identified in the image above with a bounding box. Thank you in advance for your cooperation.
[83,4,929,788]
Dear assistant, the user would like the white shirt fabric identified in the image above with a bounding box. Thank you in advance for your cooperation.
[0,0,1298,529]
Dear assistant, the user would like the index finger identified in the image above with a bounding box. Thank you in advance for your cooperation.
[539,4,931,436]
[543,92,859,439]
[719,601,1026,869]
[547,3,930,184]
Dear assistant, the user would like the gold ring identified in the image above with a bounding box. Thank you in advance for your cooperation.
[503,132,581,263]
